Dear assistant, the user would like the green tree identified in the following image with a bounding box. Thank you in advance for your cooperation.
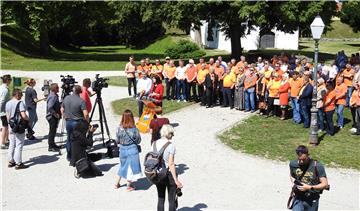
[340,1,360,33]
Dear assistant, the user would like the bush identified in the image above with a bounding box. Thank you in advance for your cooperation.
[164,39,206,59]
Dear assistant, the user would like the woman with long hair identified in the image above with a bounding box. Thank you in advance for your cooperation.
[114,109,142,191]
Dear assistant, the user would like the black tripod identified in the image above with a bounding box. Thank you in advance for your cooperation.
[90,91,111,146]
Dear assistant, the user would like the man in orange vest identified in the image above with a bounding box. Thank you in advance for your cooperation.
[185,59,198,101]
[341,63,356,107]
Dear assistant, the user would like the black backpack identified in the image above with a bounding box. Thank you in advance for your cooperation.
[8,101,28,134]
[144,142,171,184]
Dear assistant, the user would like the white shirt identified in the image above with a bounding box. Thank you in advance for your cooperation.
[136,77,152,95]
[152,138,176,168]
[175,66,187,80]
[329,65,338,79]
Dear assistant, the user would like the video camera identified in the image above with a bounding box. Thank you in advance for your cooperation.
[92,74,109,93]
[60,75,77,96]
[41,79,53,97]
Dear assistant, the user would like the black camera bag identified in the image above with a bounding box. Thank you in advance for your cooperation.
[106,139,119,158]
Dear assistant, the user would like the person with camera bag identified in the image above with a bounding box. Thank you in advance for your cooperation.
[46,83,62,152]
[1,74,12,149]
[71,120,102,178]
[61,85,89,162]
[288,145,329,211]
[6,89,30,170]
[153,124,183,211]
[114,109,142,191]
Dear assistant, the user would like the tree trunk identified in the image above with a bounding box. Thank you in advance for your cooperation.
[39,22,51,56]
[229,25,242,60]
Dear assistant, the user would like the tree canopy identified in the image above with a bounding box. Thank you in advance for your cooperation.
[340,1,360,33]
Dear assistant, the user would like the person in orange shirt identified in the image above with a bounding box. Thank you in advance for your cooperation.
[244,67,258,112]
[316,78,327,132]
[207,57,216,70]
[289,71,303,124]
[196,57,206,71]
[350,82,360,132]
[323,81,336,136]
[185,59,198,102]
[236,56,246,69]
[151,59,163,80]
[163,56,171,98]
[274,63,284,78]
[197,63,208,104]
[222,70,236,109]
[266,73,282,117]
[334,77,347,129]
[163,60,176,100]
[145,57,152,70]
[137,59,150,79]
[215,60,225,105]
[278,74,291,120]
[125,56,137,96]
[341,63,356,106]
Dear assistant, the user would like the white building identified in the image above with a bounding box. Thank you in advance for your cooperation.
[190,21,299,52]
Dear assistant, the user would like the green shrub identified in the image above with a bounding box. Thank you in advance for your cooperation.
[164,39,206,59]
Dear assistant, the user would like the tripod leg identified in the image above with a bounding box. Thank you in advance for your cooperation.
[98,101,105,146]
[99,100,111,143]
[90,99,97,122]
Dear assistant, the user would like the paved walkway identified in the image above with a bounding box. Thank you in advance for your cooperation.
[1,71,359,210]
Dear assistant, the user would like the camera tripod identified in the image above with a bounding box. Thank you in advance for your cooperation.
[90,90,111,146]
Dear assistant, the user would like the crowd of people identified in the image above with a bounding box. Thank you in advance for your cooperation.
[125,52,360,136]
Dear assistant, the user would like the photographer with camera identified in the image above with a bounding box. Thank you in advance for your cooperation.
[288,145,329,211]
[6,89,30,170]
[61,85,89,162]
[1,74,12,149]
[46,83,62,152]
[71,120,102,178]
[152,124,183,211]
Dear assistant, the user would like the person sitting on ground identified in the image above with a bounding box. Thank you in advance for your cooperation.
[149,106,169,145]
[114,110,142,191]
[71,120,103,177]
[149,75,164,107]
[153,124,183,211]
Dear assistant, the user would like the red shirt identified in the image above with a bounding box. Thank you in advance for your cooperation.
[150,84,164,102]
[149,117,170,143]
[80,86,92,112]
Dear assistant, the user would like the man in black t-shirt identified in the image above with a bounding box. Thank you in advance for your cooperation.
[289,145,329,211]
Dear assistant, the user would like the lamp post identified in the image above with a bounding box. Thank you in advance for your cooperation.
[309,15,325,145]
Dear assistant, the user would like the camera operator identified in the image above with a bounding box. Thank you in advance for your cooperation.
[61,85,89,162]
[288,145,329,211]
[71,120,102,177]
[1,74,12,149]
[153,124,183,211]
[6,89,30,169]
[46,83,62,152]
[80,78,95,113]
[136,70,153,117]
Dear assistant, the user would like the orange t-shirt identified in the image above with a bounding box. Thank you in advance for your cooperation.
[268,79,281,98]
[197,68,208,84]
[334,83,347,105]
[231,66,239,75]
[196,63,205,71]
[125,62,136,78]
[186,66,197,82]
[166,66,176,79]
[206,63,215,70]
[350,90,359,107]
[276,69,284,78]
[236,61,245,69]
[289,78,303,97]
[342,68,356,87]
[244,74,258,89]
[214,66,225,80]
[323,90,336,112]
[137,65,150,79]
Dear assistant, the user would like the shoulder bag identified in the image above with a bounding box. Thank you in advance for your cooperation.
[124,128,142,153]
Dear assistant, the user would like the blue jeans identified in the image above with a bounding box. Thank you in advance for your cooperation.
[291,97,301,124]
[176,80,186,100]
[292,198,319,211]
[66,120,79,160]
[317,108,325,131]
[245,87,255,111]
[346,87,353,107]
[118,144,142,180]
[27,108,38,129]
[325,110,335,136]
[336,104,344,128]
[301,104,311,128]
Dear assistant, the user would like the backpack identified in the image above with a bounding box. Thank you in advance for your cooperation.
[144,141,171,184]
[8,101,28,134]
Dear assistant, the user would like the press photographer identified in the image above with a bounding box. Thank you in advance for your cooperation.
[71,120,103,178]
[288,145,330,211]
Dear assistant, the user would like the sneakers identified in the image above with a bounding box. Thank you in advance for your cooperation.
[48,145,61,152]
[8,161,16,168]
[15,163,29,170]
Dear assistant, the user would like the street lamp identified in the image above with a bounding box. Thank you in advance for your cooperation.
[309,15,325,145]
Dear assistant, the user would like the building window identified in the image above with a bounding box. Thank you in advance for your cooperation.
[260,33,275,48]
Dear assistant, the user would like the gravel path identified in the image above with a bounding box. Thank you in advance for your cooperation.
[1,70,359,210]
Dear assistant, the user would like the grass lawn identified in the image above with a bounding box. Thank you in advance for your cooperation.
[107,76,129,87]
[324,19,360,39]
[111,97,194,117]
[218,109,360,170]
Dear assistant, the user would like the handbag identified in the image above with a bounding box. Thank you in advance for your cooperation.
[75,157,90,174]
[124,129,142,153]
[105,139,119,158]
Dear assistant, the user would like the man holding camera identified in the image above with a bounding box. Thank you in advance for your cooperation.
[288,145,329,211]
[46,83,62,152]
[6,89,30,169]
[62,85,89,161]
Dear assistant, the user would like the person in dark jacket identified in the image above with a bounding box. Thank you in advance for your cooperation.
[71,120,102,177]
[298,75,313,128]
[204,67,218,108]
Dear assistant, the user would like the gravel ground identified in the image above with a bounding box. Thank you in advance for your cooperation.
[1,70,359,210]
